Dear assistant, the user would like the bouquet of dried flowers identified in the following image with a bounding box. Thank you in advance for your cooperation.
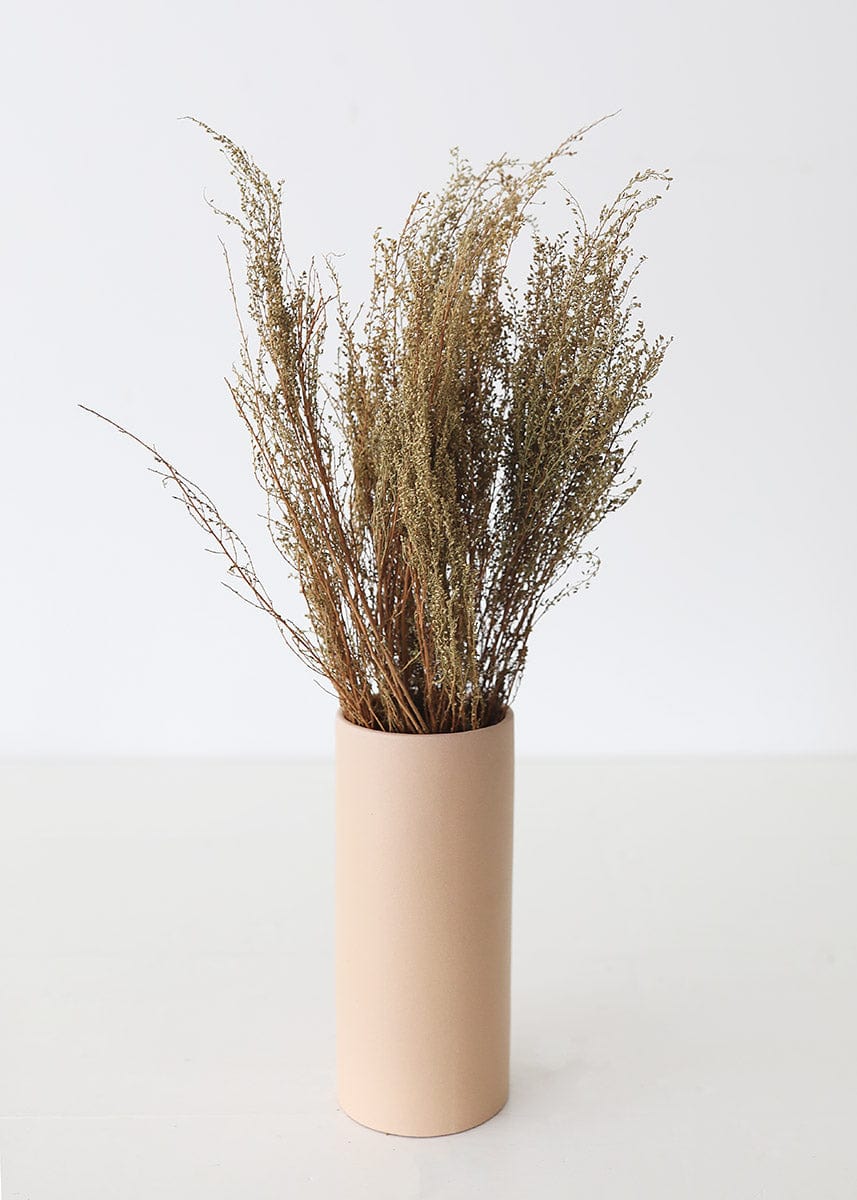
[86,118,669,733]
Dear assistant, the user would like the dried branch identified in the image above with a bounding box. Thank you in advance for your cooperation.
[84,118,670,732]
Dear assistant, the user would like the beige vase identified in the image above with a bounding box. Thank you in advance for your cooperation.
[335,706,515,1137]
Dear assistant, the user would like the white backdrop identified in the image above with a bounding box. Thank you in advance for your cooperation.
[1,0,854,758]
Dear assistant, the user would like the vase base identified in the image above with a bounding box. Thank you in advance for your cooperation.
[337,1092,509,1138]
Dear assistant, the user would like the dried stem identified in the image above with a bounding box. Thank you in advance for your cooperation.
[83,118,670,732]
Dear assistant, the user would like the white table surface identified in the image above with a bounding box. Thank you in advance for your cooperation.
[0,758,855,1198]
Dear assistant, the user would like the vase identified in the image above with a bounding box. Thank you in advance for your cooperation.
[334,706,515,1137]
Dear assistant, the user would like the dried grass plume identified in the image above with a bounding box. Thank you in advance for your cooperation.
[84,117,670,733]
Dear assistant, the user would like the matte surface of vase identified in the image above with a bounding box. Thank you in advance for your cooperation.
[335,707,515,1137]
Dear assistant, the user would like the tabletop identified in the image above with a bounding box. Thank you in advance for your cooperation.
[1,757,855,1198]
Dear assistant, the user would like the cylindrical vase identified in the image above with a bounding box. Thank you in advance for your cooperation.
[335,707,514,1137]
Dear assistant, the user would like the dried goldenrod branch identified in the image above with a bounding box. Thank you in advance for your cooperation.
[84,118,670,733]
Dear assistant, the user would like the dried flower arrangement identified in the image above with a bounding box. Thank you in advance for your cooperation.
[85,118,669,734]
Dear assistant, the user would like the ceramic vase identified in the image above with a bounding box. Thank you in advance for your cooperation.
[335,707,515,1136]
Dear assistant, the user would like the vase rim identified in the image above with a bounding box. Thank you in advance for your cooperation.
[335,705,513,740]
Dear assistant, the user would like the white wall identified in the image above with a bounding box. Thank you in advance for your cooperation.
[1,0,854,758]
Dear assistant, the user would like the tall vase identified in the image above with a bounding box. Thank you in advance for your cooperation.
[335,707,515,1137]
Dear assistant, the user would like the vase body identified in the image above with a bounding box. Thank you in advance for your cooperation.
[335,707,514,1137]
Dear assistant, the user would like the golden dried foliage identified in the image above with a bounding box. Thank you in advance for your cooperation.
[85,118,670,732]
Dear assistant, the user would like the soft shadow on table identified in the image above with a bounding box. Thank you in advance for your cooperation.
[504,993,667,1126]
